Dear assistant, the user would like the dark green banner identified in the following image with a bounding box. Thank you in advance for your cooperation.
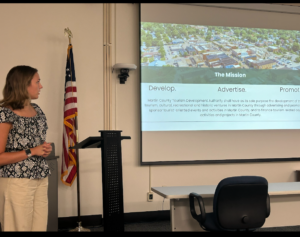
[141,66,300,85]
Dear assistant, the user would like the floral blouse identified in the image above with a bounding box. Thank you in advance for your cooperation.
[0,103,50,179]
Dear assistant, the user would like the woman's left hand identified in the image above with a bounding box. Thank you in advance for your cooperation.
[42,142,52,157]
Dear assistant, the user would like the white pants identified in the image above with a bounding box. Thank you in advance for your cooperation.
[0,177,48,231]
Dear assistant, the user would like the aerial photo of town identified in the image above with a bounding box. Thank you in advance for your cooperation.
[141,22,300,70]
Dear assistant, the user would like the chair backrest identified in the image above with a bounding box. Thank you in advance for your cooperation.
[213,176,268,231]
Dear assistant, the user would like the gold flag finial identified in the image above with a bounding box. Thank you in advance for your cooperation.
[64,27,73,44]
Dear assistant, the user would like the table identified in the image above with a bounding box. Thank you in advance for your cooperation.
[152,182,300,231]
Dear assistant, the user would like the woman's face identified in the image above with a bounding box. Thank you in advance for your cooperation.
[27,72,43,100]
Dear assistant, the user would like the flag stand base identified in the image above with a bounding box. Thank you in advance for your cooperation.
[69,222,90,232]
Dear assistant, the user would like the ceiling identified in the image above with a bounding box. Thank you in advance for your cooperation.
[184,3,300,14]
[270,3,300,7]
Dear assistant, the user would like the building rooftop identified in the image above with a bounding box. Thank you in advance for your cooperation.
[178,49,186,55]
[244,55,256,59]
[194,45,208,51]
[232,48,249,54]
[186,46,196,51]
[220,57,238,66]
[255,59,276,66]
[172,39,184,43]
[212,64,223,68]
[206,53,229,61]
[170,46,183,51]
[198,42,209,46]
[227,43,236,47]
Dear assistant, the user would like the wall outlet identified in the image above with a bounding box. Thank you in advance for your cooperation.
[147,192,153,202]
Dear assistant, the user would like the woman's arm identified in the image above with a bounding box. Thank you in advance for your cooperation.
[0,123,47,166]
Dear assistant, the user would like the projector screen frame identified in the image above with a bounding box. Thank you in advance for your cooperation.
[138,3,300,166]
[140,158,300,166]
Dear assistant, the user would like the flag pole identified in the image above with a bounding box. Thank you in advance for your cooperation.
[69,117,90,232]
[64,28,90,232]
[75,123,80,224]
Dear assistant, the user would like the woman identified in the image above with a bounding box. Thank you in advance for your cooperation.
[0,66,52,231]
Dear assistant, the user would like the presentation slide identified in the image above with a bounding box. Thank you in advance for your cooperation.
[140,3,300,164]
[141,22,300,131]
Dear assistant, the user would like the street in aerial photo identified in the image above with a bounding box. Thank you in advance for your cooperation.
[141,22,300,70]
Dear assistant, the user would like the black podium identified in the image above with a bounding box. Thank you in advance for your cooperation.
[70,130,131,232]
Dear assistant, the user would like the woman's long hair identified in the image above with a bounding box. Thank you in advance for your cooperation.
[0,65,38,110]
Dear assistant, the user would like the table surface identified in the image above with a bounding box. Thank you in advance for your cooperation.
[151,182,300,199]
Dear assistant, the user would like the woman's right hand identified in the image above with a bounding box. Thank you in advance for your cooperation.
[31,144,46,156]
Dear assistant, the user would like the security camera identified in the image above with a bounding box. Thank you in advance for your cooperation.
[113,63,137,71]
[112,63,137,84]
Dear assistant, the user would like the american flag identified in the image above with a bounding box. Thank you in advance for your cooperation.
[61,44,78,186]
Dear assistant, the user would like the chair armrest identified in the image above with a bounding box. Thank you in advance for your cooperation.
[189,192,206,224]
[266,194,270,218]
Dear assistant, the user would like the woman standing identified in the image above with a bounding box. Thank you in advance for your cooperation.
[0,66,52,231]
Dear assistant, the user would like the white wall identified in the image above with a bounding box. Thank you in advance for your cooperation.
[1,3,300,219]
[0,4,104,217]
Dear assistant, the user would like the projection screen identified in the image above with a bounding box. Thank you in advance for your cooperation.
[140,3,300,165]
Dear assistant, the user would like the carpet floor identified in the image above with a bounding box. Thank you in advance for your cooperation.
[59,221,300,232]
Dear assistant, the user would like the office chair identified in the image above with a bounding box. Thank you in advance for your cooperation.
[189,176,270,232]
